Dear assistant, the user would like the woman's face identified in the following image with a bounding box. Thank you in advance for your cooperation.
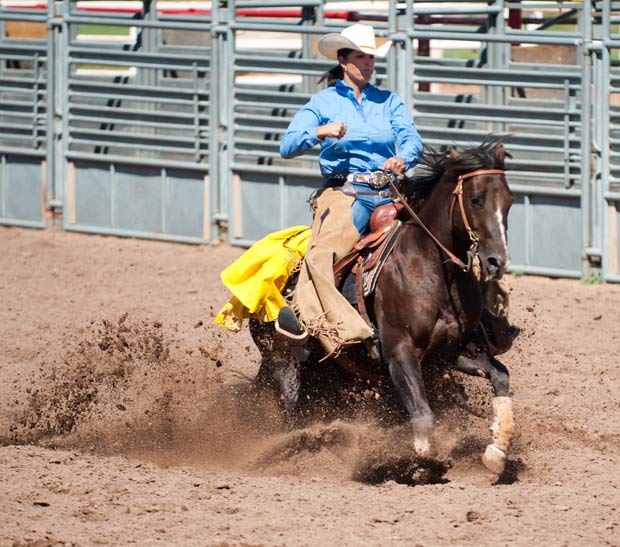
[340,50,375,88]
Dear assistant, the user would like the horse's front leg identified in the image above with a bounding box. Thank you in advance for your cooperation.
[386,341,434,455]
[457,352,514,474]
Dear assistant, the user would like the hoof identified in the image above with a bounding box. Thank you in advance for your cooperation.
[482,443,506,475]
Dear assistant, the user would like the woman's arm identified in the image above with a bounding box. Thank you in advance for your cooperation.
[280,98,349,158]
[279,102,323,159]
[389,94,424,171]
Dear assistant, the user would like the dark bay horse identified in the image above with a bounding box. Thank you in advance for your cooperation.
[251,137,516,475]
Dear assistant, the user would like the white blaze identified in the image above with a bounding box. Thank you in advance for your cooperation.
[495,208,508,255]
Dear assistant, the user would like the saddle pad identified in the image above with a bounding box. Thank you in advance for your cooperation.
[362,221,403,297]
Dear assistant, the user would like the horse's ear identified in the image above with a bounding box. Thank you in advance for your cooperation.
[493,144,506,162]
[448,146,460,160]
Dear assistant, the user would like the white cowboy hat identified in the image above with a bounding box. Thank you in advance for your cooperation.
[318,23,393,60]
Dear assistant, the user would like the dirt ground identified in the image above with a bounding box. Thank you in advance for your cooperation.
[1,225,619,547]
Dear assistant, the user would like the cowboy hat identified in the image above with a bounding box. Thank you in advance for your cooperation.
[318,23,392,60]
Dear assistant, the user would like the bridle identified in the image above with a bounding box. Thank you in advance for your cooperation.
[389,168,506,272]
[449,168,506,268]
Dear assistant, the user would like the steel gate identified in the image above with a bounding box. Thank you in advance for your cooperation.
[0,1,48,228]
[0,0,617,281]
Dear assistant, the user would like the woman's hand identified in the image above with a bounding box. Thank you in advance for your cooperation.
[382,156,406,175]
[316,122,346,140]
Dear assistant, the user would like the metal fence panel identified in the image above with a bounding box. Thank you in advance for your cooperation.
[1,154,45,226]
[72,162,111,227]
[59,0,214,242]
[0,2,48,228]
[529,195,583,275]
[69,161,209,241]
[600,1,620,281]
[506,196,527,268]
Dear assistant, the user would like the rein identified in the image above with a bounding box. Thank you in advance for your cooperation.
[389,168,506,272]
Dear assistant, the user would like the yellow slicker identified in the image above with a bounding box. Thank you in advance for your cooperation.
[214,225,312,332]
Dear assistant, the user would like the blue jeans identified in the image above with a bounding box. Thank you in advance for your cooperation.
[350,182,393,236]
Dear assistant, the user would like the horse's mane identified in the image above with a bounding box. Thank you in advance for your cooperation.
[399,135,511,210]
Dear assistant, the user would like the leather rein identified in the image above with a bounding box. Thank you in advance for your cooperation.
[389,168,506,272]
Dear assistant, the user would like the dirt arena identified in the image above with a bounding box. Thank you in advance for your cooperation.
[1,225,619,547]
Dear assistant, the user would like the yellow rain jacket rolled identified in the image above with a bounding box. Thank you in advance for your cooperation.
[214,225,311,332]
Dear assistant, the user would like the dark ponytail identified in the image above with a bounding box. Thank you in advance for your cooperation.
[318,48,353,87]
[318,65,343,87]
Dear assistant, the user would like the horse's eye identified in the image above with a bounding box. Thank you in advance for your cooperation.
[471,196,483,207]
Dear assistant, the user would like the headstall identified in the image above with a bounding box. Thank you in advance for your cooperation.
[389,168,506,272]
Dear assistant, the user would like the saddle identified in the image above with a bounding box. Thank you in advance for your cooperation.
[333,202,404,290]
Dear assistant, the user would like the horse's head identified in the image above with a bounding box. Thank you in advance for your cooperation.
[400,136,514,279]
[448,141,514,280]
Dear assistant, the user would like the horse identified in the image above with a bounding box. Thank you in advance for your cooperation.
[250,137,516,476]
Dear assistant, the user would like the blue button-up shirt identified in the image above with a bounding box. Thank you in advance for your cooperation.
[280,79,423,178]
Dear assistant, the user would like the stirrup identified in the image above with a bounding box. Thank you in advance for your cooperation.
[275,306,309,344]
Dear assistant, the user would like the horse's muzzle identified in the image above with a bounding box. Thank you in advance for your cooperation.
[482,255,509,280]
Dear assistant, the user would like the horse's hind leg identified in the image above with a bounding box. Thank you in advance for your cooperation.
[271,354,303,428]
[255,355,303,430]
[250,320,303,429]
[387,345,434,455]
[456,352,514,475]
[250,319,276,390]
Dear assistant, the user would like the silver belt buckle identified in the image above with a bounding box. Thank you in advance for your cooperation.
[346,173,368,183]
[368,171,390,189]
